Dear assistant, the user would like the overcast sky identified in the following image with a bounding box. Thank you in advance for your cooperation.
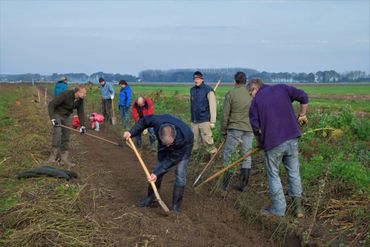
[0,0,369,75]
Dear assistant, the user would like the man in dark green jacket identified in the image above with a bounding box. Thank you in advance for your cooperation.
[220,72,254,192]
[48,85,87,166]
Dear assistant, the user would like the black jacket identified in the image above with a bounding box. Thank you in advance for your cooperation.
[129,114,194,176]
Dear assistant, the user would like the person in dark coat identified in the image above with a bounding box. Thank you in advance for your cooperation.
[123,114,194,212]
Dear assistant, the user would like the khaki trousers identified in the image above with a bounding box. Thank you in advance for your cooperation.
[191,122,217,153]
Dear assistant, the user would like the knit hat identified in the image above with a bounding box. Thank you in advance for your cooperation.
[193,71,203,79]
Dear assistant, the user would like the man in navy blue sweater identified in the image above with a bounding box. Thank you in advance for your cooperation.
[248,79,308,218]
[123,114,194,212]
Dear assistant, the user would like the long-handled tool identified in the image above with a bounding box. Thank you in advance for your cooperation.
[195,148,260,189]
[128,137,170,214]
[111,97,117,125]
[59,124,128,148]
[213,77,222,91]
[193,140,225,187]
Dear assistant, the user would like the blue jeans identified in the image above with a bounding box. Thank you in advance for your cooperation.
[264,138,302,216]
[174,159,190,187]
[119,106,130,128]
[224,129,253,168]
[136,128,155,148]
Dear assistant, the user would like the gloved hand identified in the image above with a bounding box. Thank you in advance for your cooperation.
[79,126,86,134]
[210,123,215,129]
[110,94,114,100]
[297,114,308,126]
[51,119,59,127]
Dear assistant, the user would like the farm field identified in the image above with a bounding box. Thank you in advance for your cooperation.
[0,83,369,246]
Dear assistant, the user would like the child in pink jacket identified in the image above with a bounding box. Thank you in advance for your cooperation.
[89,112,104,131]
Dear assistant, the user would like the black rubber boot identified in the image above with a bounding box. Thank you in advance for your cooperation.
[172,186,185,213]
[138,176,163,208]
[240,168,251,192]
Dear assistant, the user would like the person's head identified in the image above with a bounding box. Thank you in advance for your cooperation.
[74,85,87,99]
[98,77,105,85]
[246,78,264,97]
[234,72,247,85]
[193,71,203,86]
[159,124,176,147]
[119,80,128,88]
[88,113,95,121]
[137,96,145,107]
[60,76,68,82]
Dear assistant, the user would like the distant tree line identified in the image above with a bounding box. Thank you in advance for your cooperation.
[0,69,369,83]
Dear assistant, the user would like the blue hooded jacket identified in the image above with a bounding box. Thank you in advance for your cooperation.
[118,86,132,107]
[54,81,68,97]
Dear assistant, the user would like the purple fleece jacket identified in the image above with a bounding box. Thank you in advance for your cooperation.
[249,84,308,151]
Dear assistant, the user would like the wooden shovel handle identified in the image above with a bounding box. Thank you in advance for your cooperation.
[128,137,170,213]
[193,140,224,186]
[196,148,260,189]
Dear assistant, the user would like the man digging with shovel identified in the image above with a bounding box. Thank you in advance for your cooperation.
[48,85,87,167]
[123,114,194,212]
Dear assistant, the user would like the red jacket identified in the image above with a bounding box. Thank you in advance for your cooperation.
[72,115,80,128]
[132,97,154,122]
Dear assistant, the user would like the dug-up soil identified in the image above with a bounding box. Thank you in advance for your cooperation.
[71,126,276,247]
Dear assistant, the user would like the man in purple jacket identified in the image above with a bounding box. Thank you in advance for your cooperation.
[248,79,308,218]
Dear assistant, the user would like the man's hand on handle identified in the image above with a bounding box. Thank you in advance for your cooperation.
[79,126,86,134]
[147,173,157,183]
[297,114,308,126]
[123,131,131,140]
[51,119,59,127]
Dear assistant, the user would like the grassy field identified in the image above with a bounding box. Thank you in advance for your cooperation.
[1,83,369,245]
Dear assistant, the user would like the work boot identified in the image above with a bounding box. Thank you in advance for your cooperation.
[292,197,304,218]
[138,177,163,208]
[239,168,251,192]
[60,151,76,167]
[172,186,185,213]
[47,148,59,163]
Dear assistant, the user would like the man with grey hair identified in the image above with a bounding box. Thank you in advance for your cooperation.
[123,114,194,212]
[248,78,308,218]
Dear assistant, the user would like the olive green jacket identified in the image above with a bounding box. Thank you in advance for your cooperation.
[221,84,252,134]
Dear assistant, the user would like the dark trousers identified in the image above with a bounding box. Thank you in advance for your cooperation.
[52,114,72,151]
[102,99,112,124]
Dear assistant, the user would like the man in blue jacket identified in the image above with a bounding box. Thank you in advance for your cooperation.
[99,77,115,125]
[248,78,308,218]
[118,80,132,128]
[123,114,194,212]
[54,76,68,97]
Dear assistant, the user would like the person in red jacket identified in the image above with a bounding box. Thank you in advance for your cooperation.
[132,96,156,151]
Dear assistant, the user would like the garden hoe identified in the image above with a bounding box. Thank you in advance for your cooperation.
[128,137,170,214]
[59,124,133,150]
